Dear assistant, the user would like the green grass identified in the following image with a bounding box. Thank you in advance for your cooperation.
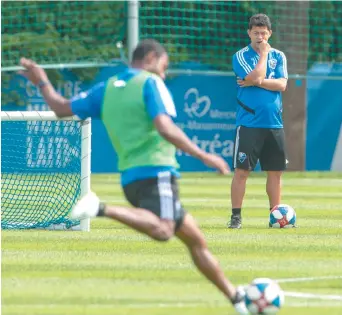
[2,172,342,315]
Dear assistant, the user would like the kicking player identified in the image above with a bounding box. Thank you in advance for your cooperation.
[20,39,248,314]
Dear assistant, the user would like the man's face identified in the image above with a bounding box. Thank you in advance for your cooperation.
[248,26,272,47]
[155,53,169,80]
[145,52,169,80]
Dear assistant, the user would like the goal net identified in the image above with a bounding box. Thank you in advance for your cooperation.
[1,111,91,231]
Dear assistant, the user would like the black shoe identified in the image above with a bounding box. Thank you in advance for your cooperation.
[228,215,242,229]
[232,286,248,314]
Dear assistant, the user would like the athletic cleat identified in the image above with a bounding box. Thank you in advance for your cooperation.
[228,215,242,229]
[232,286,249,314]
[70,191,100,220]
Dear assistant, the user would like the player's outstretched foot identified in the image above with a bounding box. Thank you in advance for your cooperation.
[228,215,242,229]
[70,192,100,219]
[232,286,249,314]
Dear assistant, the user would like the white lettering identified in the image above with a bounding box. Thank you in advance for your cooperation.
[177,134,234,158]
[176,121,235,131]
[26,136,79,168]
[63,121,73,135]
[209,134,222,152]
[63,138,80,167]
[27,120,77,136]
[27,103,49,111]
[54,121,62,134]
[56,80,83,97]
[36,137,46,167]
[200,139,211,152]
[55,137,63,167]
[74,81,82,95]
[222,140,234,157]
[24,80,82,169]
[63,81,73,98]
[209,110,236,120]
[268,72,275,79]
[26,80,82,100]
[26,136,34,167]
[26,82,40,98]
[47,137,54,168]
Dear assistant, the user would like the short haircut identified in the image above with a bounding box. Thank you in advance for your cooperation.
[248,14,272,30]
[132,39,166,61]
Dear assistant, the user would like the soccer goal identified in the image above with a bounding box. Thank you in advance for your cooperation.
[1,111,91,231]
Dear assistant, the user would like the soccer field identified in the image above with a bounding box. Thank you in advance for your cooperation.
[2,172,342,315]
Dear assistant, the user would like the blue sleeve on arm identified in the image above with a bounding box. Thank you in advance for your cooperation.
[233,53,253,80]
[70,82,106,119]
[275,52,288,79]
[143,77,168,119]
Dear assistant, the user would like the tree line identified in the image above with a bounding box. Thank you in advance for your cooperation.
[1,1,341,105]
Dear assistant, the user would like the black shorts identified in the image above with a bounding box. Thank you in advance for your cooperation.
[233,126,287,171]
[123,172,186,230]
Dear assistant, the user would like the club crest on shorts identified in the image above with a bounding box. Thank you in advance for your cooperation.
[238,152,247,163]
[268,59,277,69]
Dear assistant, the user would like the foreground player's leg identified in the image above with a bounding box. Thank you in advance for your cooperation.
[229,169,249,229]
[266,171,282,209]
[176,213,248,314]
[70,192,175,241]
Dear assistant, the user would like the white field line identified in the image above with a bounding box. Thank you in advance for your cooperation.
[114,302,342,308]
[284,291,342,301]
[102,197,342,210]
[277,275,342,301]
[94,177,342,186]
[118,302,341,308]
[4,275,342,308]
[239,275,342,301]
[4,301,342,308]
[102,192,342,202]
[276,275,342,283]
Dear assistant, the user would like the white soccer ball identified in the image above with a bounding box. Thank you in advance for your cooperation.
[269,204,296,228]
[245,278,284,314]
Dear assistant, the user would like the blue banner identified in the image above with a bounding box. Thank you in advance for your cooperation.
[1,64,239,173]
[168,74,237,171]
[306,63,342,171]
[2,62,341,172]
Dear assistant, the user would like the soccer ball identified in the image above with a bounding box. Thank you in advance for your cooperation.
[269,204,296,228]
[245,278,284,314]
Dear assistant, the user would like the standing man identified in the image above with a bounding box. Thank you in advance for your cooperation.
[19,39,248,313]
[228,14,288,229]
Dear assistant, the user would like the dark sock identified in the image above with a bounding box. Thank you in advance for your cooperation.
[232,208,241,216]
[97,202,107,217]
[231,289,244,304]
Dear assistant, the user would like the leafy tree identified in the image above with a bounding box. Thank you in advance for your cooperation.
[1,1,126,106]
[308,1,342,68]
[140,1,342,71]
[2,1,341,107]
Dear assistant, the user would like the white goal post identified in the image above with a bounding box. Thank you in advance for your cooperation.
[1,111,91,231]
